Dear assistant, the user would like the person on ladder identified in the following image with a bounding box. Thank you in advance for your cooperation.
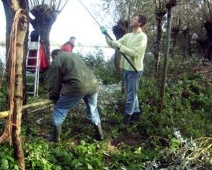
[61,36,76,52]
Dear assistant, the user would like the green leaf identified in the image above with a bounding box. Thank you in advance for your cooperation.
[1,159,9,170]
[87,163,93,169]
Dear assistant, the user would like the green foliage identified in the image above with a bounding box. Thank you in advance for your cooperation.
[0,144,19,170]
[82,50,119,85]
[136,74,211,139]
[70,140,104,169]
[0,51,211,169]
[0,79,7,111]
[24,140,61,170]
[106,148,148,169]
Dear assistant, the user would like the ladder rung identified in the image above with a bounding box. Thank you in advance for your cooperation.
[25,34,40,97]
[27,57,37,59]
[27,64,37,68]
[26,73,36,77]
[26,70,36,72]
[26,65,37,68]
[29,42,39,49]
[27,92,36,95]
[26,83,34,86]
[29,48,38,50]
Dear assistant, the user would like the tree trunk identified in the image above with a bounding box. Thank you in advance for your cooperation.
[158,5,173,113]
[112,20,129,74]
[2,0,29,110]
[153,0,167,73]
[170,27,180,58]
[154,14,163,72]
[10,9,28,170]
[1,1,28,169]
[203,21,212,61]
[30,5,58,63]
[182,28,189,58]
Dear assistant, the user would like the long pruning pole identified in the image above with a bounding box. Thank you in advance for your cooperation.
[77,0,138,73]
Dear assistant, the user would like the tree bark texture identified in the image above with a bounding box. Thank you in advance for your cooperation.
[1,1,28,169]
[2,0,29,110]
[30,5,58,63]
[154,14,163,72]
[158,4,173,113]
[170,27,180,57]
[112,20,129,73]
[203,21,212,61]
[9,9,28,170]
[153,0,167,73]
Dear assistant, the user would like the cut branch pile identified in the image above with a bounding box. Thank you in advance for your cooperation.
[145,137,212,169]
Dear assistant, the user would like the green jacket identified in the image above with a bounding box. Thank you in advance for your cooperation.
[47,52,99,101]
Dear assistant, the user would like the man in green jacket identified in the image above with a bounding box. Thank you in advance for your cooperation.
[47,49,104,142]
[101,14,147,125]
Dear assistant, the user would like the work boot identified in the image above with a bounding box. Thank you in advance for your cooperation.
[94,123,104,141]
[131,112,141,121]
[45,125,62,142]
[123,114,133,125]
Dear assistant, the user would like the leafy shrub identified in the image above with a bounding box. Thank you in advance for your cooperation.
[0,79,7,111]
[24,140,61,170]
[82,51,119,85]
[70,140,104,169]
[0,144,18,170]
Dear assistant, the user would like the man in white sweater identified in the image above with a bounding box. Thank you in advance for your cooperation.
[101,14,147,125]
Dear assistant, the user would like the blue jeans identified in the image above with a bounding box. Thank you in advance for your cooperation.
[123,70,143,115]
[52,93,101,126]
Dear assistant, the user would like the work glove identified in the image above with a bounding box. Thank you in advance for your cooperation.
[111,40,122,49]
[105,36,121,49]
[100,26,108,35]
[49,92,59,104]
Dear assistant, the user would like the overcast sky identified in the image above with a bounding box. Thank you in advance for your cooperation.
[0,0,115,47]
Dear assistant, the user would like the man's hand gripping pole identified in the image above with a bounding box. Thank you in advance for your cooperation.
[100,26,138,73]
